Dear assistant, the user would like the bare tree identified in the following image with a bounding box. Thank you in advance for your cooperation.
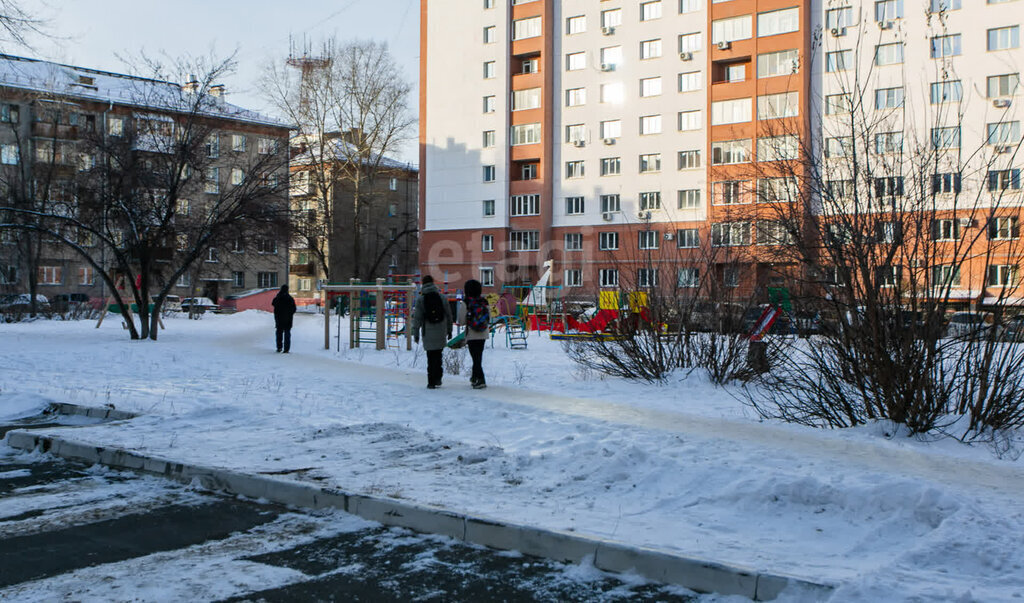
[0,0,45,51]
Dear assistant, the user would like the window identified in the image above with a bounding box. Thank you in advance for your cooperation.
[757,220,795,245]
[639,191,662,210]
[929,35,959,58]
[481,199,496,217]
[714,180,747,205]
[758,135,799,161]
[711,222,751,246]
[988,74,1020,98]
[932,173,962,194]
[512,88,541,111]
[256,239,278,255]
[874,176,904,198]
[678,267,700,288]
[566,88,586,107]
[566,197,585,215]
[678,109,702,130]
[678,150,701,169]
[567,15,586,35]
[566,52,586,71]
[176,273,191,288]
[108,115,124,136]
[757,8,799,37]
[483,95,496,113]
[0,103,19,123]
[875,87,905,110]
[481,234,494,253]
[710,98,749,125]
[230,168,244,186]
[711,139,751,164]
[874,131,903,154]
[725,64,746,83]
[678,189,701,209]
[565,124,585,144]
[565,269,583,288]
[601,8,622,28]
[600,269,619,288]
[928,265,960,288]
[0,265,16,284]
[640,39,662,59]
[258,138,277,155]
[77,266,94,286]
[601,46,623,67]
[679,32,702,53]
[826,136,853,158]
[988,264,1019,287]
[827,179,855,199]
[637,268,658,287]
[680,0,699,13]
[599,232,619,250]
[483,165,496,182]
[990,216,1020,240]
[38,266,62,285]
[205,167,219,193]
[564,233,583,250]
[929,0,960,10]
[640,77,662,97]
[988,169,1022,191]
[987,121,1021,145]
[826,7,853,29]
[600,120,621,139]
[483,61,496,78]
[521,58,538,75]
[932,127,961,149]
[641,0,663,20]
[678,71,701,92]
[875,0,903,20]
[1,143,17,165]
[230,271,245,288]
[600,157,621,176]
[510,230,540,251]
[879,46,910,69]
[231,134,246,152]
[484,0,494,8]
[483,130,496,148]
[639,153,661,173]
[639,114,662,135]
[988,26,1020,51]
[758,177,799,202]
[757,92,798,119]
[826,93,852,114]
[757,49,799,78]
[600,82,624,103]
[930,80,963,103]
[932,218,963,241]
[258,272,278,288]
[826,50,852,72]
[480,267,495,287]
[522,164,538,179]
[877,266,900,288]
[600,194,621,213]
[511,194,540,216]
[677,229,700,248]
[483,26,496,43]
[511,123,541,145]
[565,160,585,178]
[712,15,752,43]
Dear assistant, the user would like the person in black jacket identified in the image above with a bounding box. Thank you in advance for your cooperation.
[272,285,297,353]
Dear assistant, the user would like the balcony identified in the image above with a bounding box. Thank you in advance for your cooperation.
[31,122,79,140]
[290,262,315,276]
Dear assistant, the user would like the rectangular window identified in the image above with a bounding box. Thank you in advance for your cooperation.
[480,234,494,253]
[988,26,1020,51]
[601,46,623,67]
[826,179,855,199]
[231,134,246,152]
[757,7,799,37]
[600,194,621,213]
[205,167,219,193]
[929,0,961,10]
[483,61,496,79]
[600,82,624,103]
[710,98,749,125]
[757,92,798,119]
[641,0,663,20]
[566,88,586,107]
[637,268,658,288]
[257,272,279,288]
[639,114,662,135]
[600,157,621,176]
[826,50,852,72]
[483,166,496,182]
[712,15,752,43]
[677,110,702,131]
[875,87,905,109]
[599,232,620,250]
[989,216,1020,240]
[758,135,799,161]
[711,222,751,246]
[711,138,751,164]
[510,230,540,251]
[678,189,701,209]
[678,71,702,92]
[640,77,662,97]
[988,169,1022,191]
[639,191,662,210]
[230,168,244,186]
[565,124,585,143]
[77,266,94,286]
[932,218,963,241]
[877,266,901,288]
[874,131,903,154]
[1,143,18,165]
[932,173,962,194]
[678,150,701,169]
[678,267,700,288]
[480,267,495,288]
[932,126,961,149]
[874,176,905,197]
[483,199,496,216]
[231,271,245,288]
[877,42,905,65]
[0,103,19,123]
[108,116,124,136]
[566,15,586,35]
[988,73,1020,98]
[566,52,586,71]
[988,265,1018,287]
[0,265,17,284]
[484,25,496,43]
[483,130,495,148]
[38,266,62,285]
[564,233,583,251]
[678,32,702,53]
[929,265,959,287]
[825,93,852,114]
[875,0,903,20]
[930,80,963,103]
[758,177,799,202]
[757,220,795,245]
[511,194,540,216]
[512,88,541,111]
[713,180,747,205]
[483,95,496,113]
[256,239,278,255]
[757,49,799,78]
[600,269,619,288]
[826,7,853,29]
[511,123,541,145]
[258,138,277,154]
[640,39,662,59]
[565,197,585,215]
[825,136,853,158]
[930,35,960,58]
[639,153,662,173]
[680,0,699,13]
[987,121,1021,145]
[565,269,583,288]
[565,160,585,178]
[601,8,622,28]
[677,229,700,248]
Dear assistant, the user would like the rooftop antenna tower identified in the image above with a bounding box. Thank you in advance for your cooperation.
[286,36,332,113]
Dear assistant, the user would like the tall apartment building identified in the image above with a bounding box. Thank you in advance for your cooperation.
[421,0,1022,301]
[0,54,291,306]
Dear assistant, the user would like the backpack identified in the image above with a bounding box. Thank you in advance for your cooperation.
[466,297,490,331]
[423,291,445,324]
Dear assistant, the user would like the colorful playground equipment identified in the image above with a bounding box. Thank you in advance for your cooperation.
[320,278,417,351]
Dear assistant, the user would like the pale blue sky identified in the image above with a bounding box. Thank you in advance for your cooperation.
[18,0,421,159]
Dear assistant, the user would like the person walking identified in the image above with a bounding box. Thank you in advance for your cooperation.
[412,275,453,388]
[272,284,297,353]
[457,279,490,389]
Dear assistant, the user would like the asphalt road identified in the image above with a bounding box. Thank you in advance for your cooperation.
[0,416,694,602]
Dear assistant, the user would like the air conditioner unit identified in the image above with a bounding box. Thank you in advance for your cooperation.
[995,145,1013,154]
[637,210,651,220]
[664,232,675,241]
[600,63,615,72]
[573,139,586,148]
[993,98,1012,108]
[717,40,731,50]
[878,20,894,30]
[679,51,694,61]
[830,27,847,37]
[602,137,616,145]
[601,212,615,221]
[601,26,615,35]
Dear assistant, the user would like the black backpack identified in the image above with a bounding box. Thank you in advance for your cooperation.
[423,291,445,324]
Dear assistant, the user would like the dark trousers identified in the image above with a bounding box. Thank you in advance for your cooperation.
[426,349,443,386]
[467,339,485,384]
[276,327,291,352]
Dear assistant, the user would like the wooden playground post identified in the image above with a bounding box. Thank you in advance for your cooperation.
[405,288,413,350]
[322,285,329,350]
[375,278,385,350]
[349,277,358,349]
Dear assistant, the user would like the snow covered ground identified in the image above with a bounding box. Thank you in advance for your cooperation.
[2,310,1023,601]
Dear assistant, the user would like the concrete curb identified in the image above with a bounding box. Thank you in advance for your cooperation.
[4,429,834,601]
[44,402,138,421]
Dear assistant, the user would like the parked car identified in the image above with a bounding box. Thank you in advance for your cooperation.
[0,293,50,314]
[945,311,994,339]
[51,293,91,313]
[161,295,182,313]
[1001,315,1024,340]
[180,297,219,314]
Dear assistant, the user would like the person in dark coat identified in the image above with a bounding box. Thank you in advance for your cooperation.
[272,285,297,353]
[457,279,489,389]
[412,275,453,388]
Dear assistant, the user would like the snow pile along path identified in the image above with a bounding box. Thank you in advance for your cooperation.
[1,312,1023,601]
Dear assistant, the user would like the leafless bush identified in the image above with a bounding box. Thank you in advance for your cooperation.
[443,347,466,376]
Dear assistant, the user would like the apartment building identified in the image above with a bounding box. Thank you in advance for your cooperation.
[421,0,1022,302]
[0,54,291,307]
